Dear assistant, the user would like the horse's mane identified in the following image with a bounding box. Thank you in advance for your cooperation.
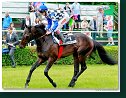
[35,23,46,31]
[33,23,53,44]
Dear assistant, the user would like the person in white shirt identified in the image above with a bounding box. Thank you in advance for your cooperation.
[29,2,36,26]
[97,7,104,37]
[89,16,98,40]
[21,15,31,30]
[81,17,89,31]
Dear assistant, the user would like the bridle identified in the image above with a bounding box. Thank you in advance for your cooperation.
[37,33,47,40]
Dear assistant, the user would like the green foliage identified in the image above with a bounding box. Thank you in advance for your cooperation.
[56,46,118,65]
[88,46,118,64]
[2,46,118,66]
[2,47,37,66]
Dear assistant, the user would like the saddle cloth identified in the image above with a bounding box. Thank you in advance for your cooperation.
[53,33,77,45]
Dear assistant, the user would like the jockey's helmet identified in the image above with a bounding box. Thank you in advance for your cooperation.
[38,4,48,13]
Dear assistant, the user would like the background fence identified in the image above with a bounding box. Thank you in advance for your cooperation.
[2,30,118,46]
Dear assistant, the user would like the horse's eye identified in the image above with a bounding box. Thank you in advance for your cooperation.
[24,34,29,39]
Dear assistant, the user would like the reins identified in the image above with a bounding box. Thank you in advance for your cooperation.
[37,34,47,40]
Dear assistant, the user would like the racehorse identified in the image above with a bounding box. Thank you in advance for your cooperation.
[19,24,117,88]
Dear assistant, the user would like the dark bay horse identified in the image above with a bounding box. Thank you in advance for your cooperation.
[19,24,117,88]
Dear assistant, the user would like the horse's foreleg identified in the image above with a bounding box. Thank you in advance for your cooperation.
[68,52,79,87]
[69,56,87,87]
[25,58,45,88]
[44,57,57,87]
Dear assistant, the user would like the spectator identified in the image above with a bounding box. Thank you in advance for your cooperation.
[103,15,108,31]
[69,15,77,32]
[97,7,104,37]
[64,3,72,16]
[81,17,92,39]
[71,2,81,29]
[10,22,16,33]
[21,15,31,30]
[5,27,19,68]
[89,16,98,40]
[81,17,89,31]
[2,11,12,36]
[10,22,16,30]
[29,2,36,26]
[63,3,72,30]
[106,16,115,46]
[103,14,107,26]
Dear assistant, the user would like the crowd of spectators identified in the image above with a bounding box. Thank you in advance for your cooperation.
[2,2,115,46]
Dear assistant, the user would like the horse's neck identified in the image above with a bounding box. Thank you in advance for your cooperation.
[35,35,53,52]
[35,39,42,47]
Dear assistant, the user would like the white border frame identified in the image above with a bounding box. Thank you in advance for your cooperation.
[0,0,120,92]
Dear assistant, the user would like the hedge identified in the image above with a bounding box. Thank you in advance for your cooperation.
[2,46,118,66]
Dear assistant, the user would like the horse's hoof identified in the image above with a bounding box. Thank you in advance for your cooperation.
[68,82,75,87]
[52,82,57,88]
[25,84,29,88]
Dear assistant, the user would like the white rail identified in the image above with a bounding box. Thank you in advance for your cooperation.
[2,30,118,33]
[2,30,118,46]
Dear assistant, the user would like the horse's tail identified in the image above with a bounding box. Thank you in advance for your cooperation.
[93,40,117,65]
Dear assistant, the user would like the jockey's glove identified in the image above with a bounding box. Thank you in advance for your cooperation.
[45,27,49,31]
[50,29,55,33]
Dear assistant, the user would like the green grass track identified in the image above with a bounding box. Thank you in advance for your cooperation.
[2,64,118,90]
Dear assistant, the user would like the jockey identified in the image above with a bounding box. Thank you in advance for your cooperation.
[36,4,48,25]
[38,4,70,45]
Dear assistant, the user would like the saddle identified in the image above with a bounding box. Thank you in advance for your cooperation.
[53,33,77,45]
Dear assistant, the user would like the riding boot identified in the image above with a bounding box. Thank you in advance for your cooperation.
[58,33,65,43]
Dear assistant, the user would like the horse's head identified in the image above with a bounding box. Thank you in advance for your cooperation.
[19,23,46,48]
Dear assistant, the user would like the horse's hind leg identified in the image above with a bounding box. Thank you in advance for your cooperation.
[44,57,57,87]
[69,46,93,87]
[74,56,87,81]
[68,52,79,87]
[25,58,45,88]
[69,44,94,87]
[69,56,87,87]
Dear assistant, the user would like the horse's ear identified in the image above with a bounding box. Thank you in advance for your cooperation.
[35,24,45,29]
[27,25,31,29]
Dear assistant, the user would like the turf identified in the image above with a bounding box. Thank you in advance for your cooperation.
[2,64,118,90]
